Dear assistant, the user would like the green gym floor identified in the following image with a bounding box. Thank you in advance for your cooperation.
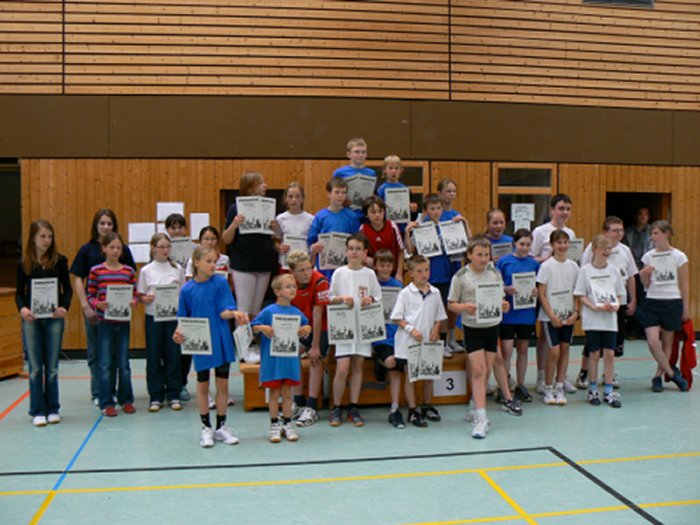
[1,340,698,525]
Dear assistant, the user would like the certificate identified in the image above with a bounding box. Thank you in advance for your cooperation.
[327,304,356,345]
[412,222,442,258]
[439,220,468,256]
[475,282,503,324]
[384,187,411,224]
[549,289,574,322]
[491,242,513,260]
[281,234,309,270]
[153,284,179,322]
[170,237,195,269]
[270,314,301,357]
[512,271,537,310]
[567,238,585,263]
[233,323,253,354]
[318,232,348,270]
[589,274,618,307]
[358,302,386,344]
[31,278,58,319]
[177,317,213,355]
[236,196,276,235]
[380,286,402,322]
[650,252,677,285]
[346,174,376,210]
[407,341,444,383]
[105,284,133,322]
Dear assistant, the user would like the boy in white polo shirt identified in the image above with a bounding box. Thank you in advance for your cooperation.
[391,254,447,428]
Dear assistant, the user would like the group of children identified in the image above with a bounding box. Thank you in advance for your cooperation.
[16,137,691,446]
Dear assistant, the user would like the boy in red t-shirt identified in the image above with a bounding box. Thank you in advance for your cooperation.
[360,195,405,282]
[287,250,330,426]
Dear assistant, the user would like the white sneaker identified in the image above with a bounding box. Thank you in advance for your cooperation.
[200,426,215,448]
[447,339,464,353]
[149,401,162,412]
[214,426,240,445]
[208,395,215,410]
[543,389,557,405]
[47,413,61,424]
[291,403,303,420]
[282,422,299,442]
[170,400,182,411]
[268,421,282,443]
[471,417,489,439]
[535,378,546,395]
[612,373,621,390]
[554,388,567,406]
[33,415,47,427]
[443,346,454,359]
[563,378,577,394]
[296,406,319,427]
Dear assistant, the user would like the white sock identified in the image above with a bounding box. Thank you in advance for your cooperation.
[537,369,545,381]
[474,408,487,420]
[390,403,399,413]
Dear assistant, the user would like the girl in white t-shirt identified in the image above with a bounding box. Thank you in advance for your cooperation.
[274,182,314,271]
[574,235,625,408]
[638,220,689,392]
[537,230,579,406]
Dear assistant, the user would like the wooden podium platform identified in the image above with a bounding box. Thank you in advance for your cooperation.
[0,288,23,379]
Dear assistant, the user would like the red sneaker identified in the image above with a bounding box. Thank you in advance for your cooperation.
[103,406,118,417]
[122,403,136,414]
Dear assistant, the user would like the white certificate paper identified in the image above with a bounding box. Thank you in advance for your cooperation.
[327,304,356,345]
[346,174,376,210]
[512,271,537,310]
[380,286,402,322]
[157,202,184,222]
[281,234,309,270]
[177,317,213,355]
[318,232,348,270]
[31,277,58,319]
[589,274,618,307]
[549,289,574,322]
[475,282,503,324]
[233,323,253,354]
[128,222,156,244]
[413,222,442,258]
[650,252,677,285]
[567,238,585,263]
[439,220,468,256]
[105,284,133,322]
[236,196,276,235]
[189,213,210,240]
[384,187,411,224]
[491,242,513,260]
[153,284,179,322]
[511,203,535,222]
[170,237,195,269]
[270,314,301,357]
[407,341,444,383]
[359,302,386,344]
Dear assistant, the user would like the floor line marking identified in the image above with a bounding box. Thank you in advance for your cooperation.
[478,470,537,525]
[0,391,29,422]
[28,492,55,525]
[52,414,103,490]
[577,451,700,465]
[549,446,663,525]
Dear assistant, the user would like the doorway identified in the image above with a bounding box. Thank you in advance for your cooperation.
[605,192,670,230]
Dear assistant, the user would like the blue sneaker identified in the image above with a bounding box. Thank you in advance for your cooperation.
[670,368,688,392]
[651,376,663,393]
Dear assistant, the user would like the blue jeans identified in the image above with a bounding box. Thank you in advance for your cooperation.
[97,321,133,409]
[145,316,181,402]
[23,318,64,417]
[86,317,115,402]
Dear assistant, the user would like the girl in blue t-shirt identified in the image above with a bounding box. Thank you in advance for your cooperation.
[497,229,540,402]
[485,208,514,262]
[251,274,310,443]
[174,246,249,448]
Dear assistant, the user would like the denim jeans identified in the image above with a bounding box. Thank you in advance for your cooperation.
[23,318,64,417]
[86,317,116,402]
[97,321,133,409]
[145,316,181,402]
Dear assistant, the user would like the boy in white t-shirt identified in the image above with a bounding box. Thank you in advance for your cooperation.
[391,254,447,428]
[574,235,625,408]
[328,233,382,427]
[537,230,579,406]
[530,194,577,396]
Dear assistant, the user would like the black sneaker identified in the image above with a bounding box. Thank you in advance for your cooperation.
[494,390,507,405]
[421,405,441,422]
[408,409,427,428]
[514,384,533,403]
[501,398,523,416]
[374,358,387,383]
[388,410,405,429]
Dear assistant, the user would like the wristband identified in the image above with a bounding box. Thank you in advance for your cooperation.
[404,324,415,334]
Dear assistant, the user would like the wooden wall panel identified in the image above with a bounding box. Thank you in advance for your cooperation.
[431,162,492,234]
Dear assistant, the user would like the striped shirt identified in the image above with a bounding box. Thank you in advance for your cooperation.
[87,263,137,320]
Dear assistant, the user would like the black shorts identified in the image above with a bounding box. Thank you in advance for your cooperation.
[499,324,534,341]
[434,282,451,309]
[463,325,499,353]
[542,322,574,348]
[196,363,231,382]
[636,298,683,332]
[585,330,617,353]
[373,344,406,372]
[299,330,330,358]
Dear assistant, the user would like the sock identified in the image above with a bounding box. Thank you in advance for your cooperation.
[390,402,399,413]
[474,408,487,420]
[537,369,544,381]
[200,414,211,428]
[270,417,279,424]
[349,402,358,411]
[545,384,553,392]
[447,328,456,343]
[555,382,563,392]
[293,395,306,408]
[281,416,290,425]
[589,381,598,392]
[307,397,318,410]
[216,414,226,429]
[604,383,613,395]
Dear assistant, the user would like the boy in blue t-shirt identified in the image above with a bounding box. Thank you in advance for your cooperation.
[333,137,376,218]
[371,249,405,429]
[307,177,361,280]
[251,274,310,443]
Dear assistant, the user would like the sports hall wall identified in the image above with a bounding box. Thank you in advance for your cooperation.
[1,0,699,350]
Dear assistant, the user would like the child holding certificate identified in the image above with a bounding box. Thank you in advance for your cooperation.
[638,220,689,393]
[87,232,138,417]
[251,274,311,443]
[137,233,186,412]
[174,246,248,448]
[16,220,72,426]
[574,235,625,407]
[448,237,509,439]
[536,230,579,407]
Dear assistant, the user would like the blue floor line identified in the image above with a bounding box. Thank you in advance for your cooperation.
[52,414,103,491]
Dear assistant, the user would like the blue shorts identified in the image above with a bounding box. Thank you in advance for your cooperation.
[584,330,617,352]
[636,298,682,332]
[542,322,574,348]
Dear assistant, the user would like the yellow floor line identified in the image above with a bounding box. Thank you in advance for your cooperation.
[28,492,55,525]
[478,470,538,525]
